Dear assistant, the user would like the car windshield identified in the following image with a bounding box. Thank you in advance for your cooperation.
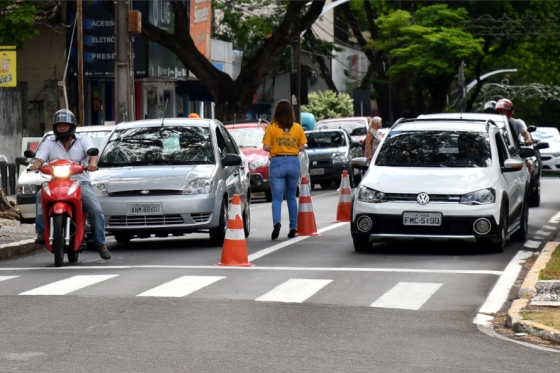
[532,128,560,143]
[316,120,367,136]
[228,128,264,148]
[375,130,492,168]
[99,126,214,166]
[306,132,347,148]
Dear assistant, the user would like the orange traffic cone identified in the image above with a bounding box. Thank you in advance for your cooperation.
[217,194,254,267]
[334,170,352,222]
[296,176,321,237]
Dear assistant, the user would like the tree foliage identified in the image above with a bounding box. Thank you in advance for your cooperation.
[302,90,353,120]
[0,1,37,48]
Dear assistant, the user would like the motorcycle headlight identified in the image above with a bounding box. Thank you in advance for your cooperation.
[17,184,38,195]
[460,188,495,205]
[183,178,212,195]
[52,165,71,178]
[357,186,387,203]
[332,151,348,164]
[92,182,108,197]
[249,157,269,170]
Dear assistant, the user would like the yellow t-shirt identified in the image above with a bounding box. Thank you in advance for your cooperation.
[262,122,307,157]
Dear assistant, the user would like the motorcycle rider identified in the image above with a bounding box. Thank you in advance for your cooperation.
[28,109,111,260]
[483,100,497,114]
[495,98,533,146]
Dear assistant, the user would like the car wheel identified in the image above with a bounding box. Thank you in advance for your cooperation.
[264,188,272,202]
[352,235,373,252]
[243,198,251,238]
[512,198,529,242]
[489,205,508,253]
[529,182,540,207]
[209,198,227,246]
[114,234,132,243]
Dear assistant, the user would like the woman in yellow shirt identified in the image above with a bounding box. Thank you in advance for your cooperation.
[262,100,308,239]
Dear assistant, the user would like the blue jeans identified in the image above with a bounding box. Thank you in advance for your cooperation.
[269,156,300,230]
[35,182,106,247]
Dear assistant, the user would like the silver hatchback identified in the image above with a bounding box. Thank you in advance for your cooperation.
[92,118,251,246]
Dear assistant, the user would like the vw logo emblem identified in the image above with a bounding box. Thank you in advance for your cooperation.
[312,161,317,166]
[140,190,150,195]
[417,192,429,205]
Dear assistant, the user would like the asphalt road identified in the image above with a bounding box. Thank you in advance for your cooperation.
[1,178,560,372]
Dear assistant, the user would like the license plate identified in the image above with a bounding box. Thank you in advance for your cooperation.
[310,168,324,175]
[403,212,442,226]
[128,203,162,215]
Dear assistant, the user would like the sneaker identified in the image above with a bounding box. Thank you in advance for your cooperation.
[96,245,112,260]
[35,233,45,245]
[271,223,281,240]
[287,229,297,238]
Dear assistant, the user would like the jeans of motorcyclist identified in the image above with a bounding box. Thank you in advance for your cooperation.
[269,156,300,230]
[35,182,106,247]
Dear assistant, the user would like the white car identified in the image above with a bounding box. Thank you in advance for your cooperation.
[351,117,534,253]
[532,127,560,174]
[16,125,116,223]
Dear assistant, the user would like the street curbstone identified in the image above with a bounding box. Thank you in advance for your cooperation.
[507,298,560,344]
[0,239,45,260]
[518,241,558,299]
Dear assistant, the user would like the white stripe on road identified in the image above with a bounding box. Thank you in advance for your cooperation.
[137,276,225,297]
[0,276,18,282]
[248,222,348,262]
[542,225,557,230]
[20,275,118,295]
[370,282,442,310]
[534,230,551,236]
[548,211,560,223]
[256,278,332,303]
[523,240,541,249]
[476,250,533,316]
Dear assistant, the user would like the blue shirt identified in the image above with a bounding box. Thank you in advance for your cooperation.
[35,133,95,182]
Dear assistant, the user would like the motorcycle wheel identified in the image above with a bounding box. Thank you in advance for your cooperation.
[67,251,79,263]
[52,214,65,267]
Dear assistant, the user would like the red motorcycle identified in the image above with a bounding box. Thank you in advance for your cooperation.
[20,148,98,267]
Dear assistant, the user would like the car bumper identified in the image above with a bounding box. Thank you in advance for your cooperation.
[250,173,270,192]
[309,162,351,182]
[351,200,500,244]
[541,156,560,173]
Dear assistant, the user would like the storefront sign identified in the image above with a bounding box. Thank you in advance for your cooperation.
[190,0,211,59]
[0,47,16,88]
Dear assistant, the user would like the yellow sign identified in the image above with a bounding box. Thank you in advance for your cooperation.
[0,47,17,88]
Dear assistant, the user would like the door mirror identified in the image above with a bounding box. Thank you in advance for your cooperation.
[527,125,537,133]
[222,154,242,167]
[15,156,29,166]
[502,158,524,172]
[351,157,369,170]
[24,150,36,158]
[518,148,535,158]
[87,148,99,156]
[535,142,549,150]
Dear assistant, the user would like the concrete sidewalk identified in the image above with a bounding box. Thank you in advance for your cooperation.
[0,195,44,259]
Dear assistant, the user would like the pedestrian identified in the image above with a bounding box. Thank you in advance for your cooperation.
[29,109,111,260]
[262,100,307,240]
[364,116,383,165]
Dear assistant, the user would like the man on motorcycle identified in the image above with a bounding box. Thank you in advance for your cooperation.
[495,98,533,146]
[28,109,111,260]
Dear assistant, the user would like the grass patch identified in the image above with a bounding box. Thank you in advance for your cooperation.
[520,309,560,329]
[539,245,560,280]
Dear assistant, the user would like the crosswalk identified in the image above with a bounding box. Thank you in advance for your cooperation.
[0,274,446,310]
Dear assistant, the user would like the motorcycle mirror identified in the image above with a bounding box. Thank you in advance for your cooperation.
[87,148,99,156]
[15,156,29,166]
[527,125,537,133]
[24,150,36,158]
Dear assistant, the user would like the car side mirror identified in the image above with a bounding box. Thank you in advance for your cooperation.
[536,142,549,150]
[518,148,535,158]
[24,150,36,158]
[15,156,29,166]
[527,125,536,133]
[87,148,99,156]
[502,159,524,172]
[351,157,369,170]
[222,154,242,167]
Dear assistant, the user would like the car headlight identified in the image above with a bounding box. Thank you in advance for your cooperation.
[249,157,269,170]
[357,186,387,203]
[17,184,38,195]
[332,151,348,164]
[92,182,109,197]
[52,165,71,178]
[460,188,495,205]
[183,178,212,195]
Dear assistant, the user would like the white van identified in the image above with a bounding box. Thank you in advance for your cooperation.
[17,125,116,223]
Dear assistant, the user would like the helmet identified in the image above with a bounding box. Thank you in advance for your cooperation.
[51,109,77,140]
[495,98,514,113]
[483,100,496,113]
[188,113,200,118]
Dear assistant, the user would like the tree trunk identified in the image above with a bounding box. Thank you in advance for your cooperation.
[0,188,21,221]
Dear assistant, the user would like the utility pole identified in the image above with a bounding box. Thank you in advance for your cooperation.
[291,38,301,124]
[115,0,134,124]
[77,0,84,125]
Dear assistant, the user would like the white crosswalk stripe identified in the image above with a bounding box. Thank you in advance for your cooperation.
[0,276,18,282]
[19,275,119,295]
[256,278,333,303]
[137,276,225,297]
[370,282,443,310]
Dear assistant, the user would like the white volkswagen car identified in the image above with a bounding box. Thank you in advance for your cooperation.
[532,126,560,174]
[351,117,534,253]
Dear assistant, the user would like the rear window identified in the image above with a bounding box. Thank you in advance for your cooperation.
[99,126,214,166]
[376,130,492,168]
[228,128,264,148]
[316,120,367,136]
[306,132,347,148]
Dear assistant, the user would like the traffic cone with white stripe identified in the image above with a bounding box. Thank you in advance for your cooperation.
[217,194,254,267]
[334,170,352,222]
[296,176,321,236]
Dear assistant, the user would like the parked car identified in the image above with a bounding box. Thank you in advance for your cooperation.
[418,113,548,208]
[16,125,117,224]
[522,126,548,206]
[92,118,251,246]
[225,119,310,202]
[351,117,534,253]
[305,128,363,189]
[315,117,369,145]
[531,126,560,175]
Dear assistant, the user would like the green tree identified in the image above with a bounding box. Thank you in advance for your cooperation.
[302,90,353,120]
[0,1,37,48]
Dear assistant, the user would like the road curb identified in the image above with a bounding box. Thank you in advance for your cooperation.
[518,241,558,299]
[0,239,45,260]
[507,298,560,344]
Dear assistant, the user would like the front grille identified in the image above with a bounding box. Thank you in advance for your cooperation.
[385,193,461,203]
[191,213,211,223]
[108,214,184,226]
[110,190,183,197]
[373,219,472,235]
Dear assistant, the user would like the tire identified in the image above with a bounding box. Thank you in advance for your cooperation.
[114,234,132,243]
[354,170,362,186]
[490,205,508,253]
[67,251,79,263]
[352,235,373,252]
[209,198,227,246]
[52,214,65,267]
[512,199,529,242]
[243,198,251,238]
[529,182,540,207]
[264,188,272,202]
